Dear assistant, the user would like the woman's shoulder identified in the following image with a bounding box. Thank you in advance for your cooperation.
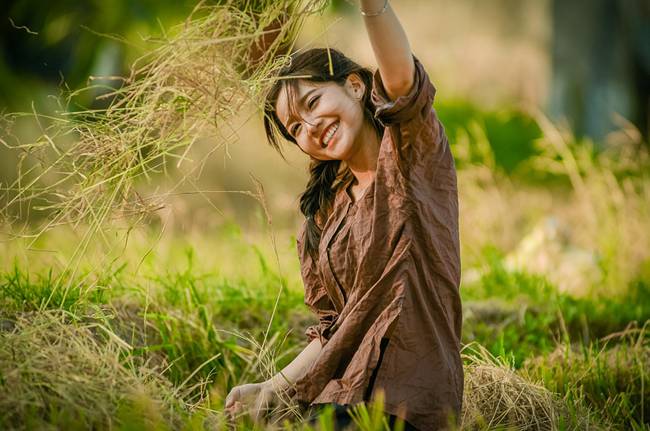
[370,54,437,127]
[369,54,454,191]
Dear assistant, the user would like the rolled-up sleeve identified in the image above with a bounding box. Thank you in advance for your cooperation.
[372,54,435,125]
[371,55,451,186]
[297,222,338,347]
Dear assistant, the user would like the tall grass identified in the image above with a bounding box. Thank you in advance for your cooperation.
[457,110,650,297]
[524,323,649,429]
[0,309,181,430]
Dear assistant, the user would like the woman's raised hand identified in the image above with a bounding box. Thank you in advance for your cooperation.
[224,381,279,424]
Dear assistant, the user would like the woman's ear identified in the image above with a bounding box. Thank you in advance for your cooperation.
[344,73,366,101]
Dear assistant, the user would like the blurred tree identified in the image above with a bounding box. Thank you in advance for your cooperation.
[549,0,650,145]
[0,0,205,110]
[0,0,322,110]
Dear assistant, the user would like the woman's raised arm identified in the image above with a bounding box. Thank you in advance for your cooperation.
[360,0,415,101]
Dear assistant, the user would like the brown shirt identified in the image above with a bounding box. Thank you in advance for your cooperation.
[290,55,463,431]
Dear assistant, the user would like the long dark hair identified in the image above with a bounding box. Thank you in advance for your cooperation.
[263,48,383,256]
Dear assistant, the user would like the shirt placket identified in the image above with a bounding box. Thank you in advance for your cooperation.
[319,200,352,314]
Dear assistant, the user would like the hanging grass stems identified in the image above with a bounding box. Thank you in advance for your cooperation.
[0,0,327,244]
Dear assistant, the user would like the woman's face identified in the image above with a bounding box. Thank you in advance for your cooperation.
[275,74,366,162]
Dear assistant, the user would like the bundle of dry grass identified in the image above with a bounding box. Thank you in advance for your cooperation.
[0,309,179,429]
[0,0,326,246]
[461,342,584,431]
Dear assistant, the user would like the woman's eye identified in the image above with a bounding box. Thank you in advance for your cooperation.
[291,123,301,136]
[308,95,320,109]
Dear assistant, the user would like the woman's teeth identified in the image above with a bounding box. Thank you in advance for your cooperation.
[323,123,339,146]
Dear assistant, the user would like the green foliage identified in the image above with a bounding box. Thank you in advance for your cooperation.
[462,248,650,367]
[1,0,210,110]
[437,100,542,174]
[0,262,110,312]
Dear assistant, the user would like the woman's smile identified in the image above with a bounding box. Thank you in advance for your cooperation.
[321,122,339,148]
[273,74,371,163]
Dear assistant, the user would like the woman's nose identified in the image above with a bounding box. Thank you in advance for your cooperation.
[305,117,323,142]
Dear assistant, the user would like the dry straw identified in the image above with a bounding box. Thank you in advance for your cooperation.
[0,0,327,247]
[461,342,569,430]
[0,310,179,428]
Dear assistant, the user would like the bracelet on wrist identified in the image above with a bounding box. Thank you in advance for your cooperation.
[360,0,389,17]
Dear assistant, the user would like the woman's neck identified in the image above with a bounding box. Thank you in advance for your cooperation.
[345,122,381,188]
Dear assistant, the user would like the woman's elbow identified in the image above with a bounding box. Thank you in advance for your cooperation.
[383,65,416,100]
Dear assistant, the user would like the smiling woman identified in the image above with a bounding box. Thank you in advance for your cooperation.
[225,1,463,430]
[275,70,375,159]
[263,47,385,247]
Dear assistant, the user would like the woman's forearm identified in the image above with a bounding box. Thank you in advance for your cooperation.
[360,0,415,100]
[264,338,323,391]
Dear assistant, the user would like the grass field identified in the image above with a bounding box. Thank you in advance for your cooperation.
[1,101,649,430]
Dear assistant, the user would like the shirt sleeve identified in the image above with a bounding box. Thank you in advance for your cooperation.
[371,54,454,190]
[296,221,338,347]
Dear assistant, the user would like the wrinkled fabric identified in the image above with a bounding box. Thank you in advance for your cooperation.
[290,55,463,431]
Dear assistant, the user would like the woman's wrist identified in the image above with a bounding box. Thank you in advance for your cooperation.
[264,373,293,391]
[360,0,389,17]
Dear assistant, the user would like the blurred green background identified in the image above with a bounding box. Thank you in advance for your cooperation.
[1,0,647,232]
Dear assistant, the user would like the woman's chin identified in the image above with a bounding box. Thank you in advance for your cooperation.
[325,146,346,161]
[324,136,350,160]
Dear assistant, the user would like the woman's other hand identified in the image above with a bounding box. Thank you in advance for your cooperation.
[224,381,278,424]
[224,339,323,423]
